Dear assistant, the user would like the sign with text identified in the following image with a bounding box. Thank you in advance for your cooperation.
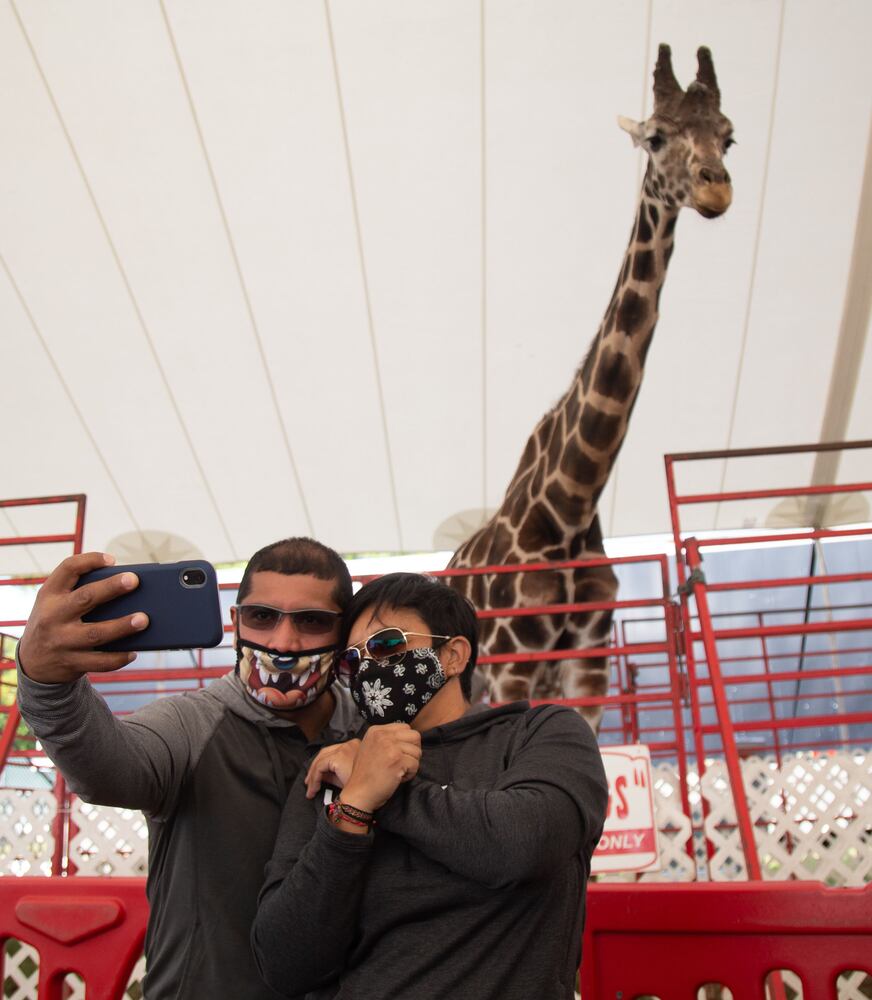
[592,744,660,874]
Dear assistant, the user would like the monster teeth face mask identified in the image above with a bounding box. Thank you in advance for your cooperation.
[349,647,446,725]
[237,636,336,711]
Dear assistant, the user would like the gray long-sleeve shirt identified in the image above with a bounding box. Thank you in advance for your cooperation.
[17,662,358,1000]
[252,701,608,1000]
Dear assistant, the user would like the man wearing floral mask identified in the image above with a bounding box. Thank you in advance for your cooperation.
[16,537,359,1000]
[252,572,608,1000]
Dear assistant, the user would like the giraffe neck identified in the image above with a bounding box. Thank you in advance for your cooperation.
[450,185,682,571]
[569,189,679,486]
[502,189,680,547]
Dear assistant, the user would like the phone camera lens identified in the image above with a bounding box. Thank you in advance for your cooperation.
[180,567,207,588]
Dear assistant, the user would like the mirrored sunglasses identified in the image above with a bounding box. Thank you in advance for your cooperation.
[236,604,340,636]
[337,627,450,679]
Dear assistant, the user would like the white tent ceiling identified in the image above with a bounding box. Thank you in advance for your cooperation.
[2,0,871,576]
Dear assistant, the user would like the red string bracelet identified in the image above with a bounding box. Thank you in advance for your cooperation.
[327,799,375,831]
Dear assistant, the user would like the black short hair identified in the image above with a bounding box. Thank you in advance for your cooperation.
[339,572,479,698]
[237,537,353,610]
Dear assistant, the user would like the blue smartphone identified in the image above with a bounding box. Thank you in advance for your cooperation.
[76,561,224,652]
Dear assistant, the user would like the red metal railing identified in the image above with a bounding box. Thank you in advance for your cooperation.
[0,495,86,554]
[665,440,872,880]
[4,544,690,875]
[0,451,870,994]
[0,497,88,828]
[4,471,870,882]
[434,554,691,827]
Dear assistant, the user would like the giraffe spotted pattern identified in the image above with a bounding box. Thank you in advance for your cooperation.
[447,44,735,732]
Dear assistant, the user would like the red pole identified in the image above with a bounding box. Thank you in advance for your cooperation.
[51,774,69,877]
[665,600,693,856]
[685,538,762,880]
[665,454,711,870]
[0,702,21,774]
[73,495,87,554]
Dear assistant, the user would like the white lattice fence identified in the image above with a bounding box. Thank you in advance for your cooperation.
[701,750,872,885]
[68,799,148,877]
[594,759,698,883]
[639,760,698,882]
[764,969,871,999]
[836,970,872,1000]
[2,943,145,999]
[2,753,869,885]
[0,791,55,878]
[588,749,871,885]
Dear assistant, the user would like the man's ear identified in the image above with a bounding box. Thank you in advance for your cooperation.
[230,606,238,628]
[441,636,472,678]
[617,115,644,147]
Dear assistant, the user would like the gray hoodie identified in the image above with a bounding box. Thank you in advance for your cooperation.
[253,701,608,1000]
[17,664,359,1000]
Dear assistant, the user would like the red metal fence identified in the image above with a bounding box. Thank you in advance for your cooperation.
[0,444,870,996]
[665,441,872,882]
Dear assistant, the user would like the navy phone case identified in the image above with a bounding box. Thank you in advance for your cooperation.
[77,560,224,652]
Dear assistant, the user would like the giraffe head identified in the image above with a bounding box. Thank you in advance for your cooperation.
[619,44,734,218]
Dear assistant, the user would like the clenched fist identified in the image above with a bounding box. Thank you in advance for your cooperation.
[339,724,422,813]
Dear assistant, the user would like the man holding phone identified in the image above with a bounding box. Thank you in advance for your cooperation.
[16,537,359,1000]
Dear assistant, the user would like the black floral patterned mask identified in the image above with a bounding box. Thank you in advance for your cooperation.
[348,647,446,724]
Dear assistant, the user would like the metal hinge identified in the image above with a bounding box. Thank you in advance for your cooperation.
[677,566,706,595]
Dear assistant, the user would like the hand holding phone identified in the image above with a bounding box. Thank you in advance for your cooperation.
[77,560,223,653]
[18,552,223,686]
[18,552,149,683]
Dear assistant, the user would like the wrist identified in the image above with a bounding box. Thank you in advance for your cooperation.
[17,651,54,684]
[19,663,75,686]
[16,642,41,681]
[340,781,381,814]
[327,798,375,836]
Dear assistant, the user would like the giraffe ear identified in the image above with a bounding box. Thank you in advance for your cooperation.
[617,115,644,147]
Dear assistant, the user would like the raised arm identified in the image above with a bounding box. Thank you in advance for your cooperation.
[16,552,203,818]
[16,666,208,817]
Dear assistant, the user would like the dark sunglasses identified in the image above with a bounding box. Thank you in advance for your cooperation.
[337,627,451,679]
[236,604,340,636]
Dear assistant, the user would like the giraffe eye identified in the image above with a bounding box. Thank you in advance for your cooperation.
[647,133,665,152]
[723,136,736,152]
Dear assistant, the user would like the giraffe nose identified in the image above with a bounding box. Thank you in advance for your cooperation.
[698,164,730,186]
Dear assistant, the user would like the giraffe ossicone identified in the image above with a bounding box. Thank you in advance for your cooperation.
[446,44,735,733]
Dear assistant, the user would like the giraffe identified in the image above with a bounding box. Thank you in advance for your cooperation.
[446,44,734,731]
